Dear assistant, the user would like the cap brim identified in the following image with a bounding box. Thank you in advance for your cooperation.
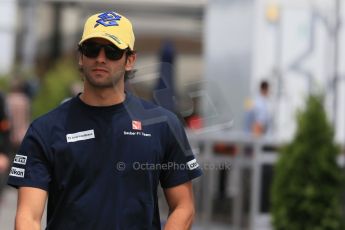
[79,31,128,50]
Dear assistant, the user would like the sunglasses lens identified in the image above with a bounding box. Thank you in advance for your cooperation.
[82,42,101,58]
[81,42,125,60]
[104,45,124,60]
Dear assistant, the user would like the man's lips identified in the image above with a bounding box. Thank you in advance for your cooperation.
[92,68,108,73]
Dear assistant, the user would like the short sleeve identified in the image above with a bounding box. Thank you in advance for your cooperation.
[253,97,268,125]
[159,115,202,188]
[7,125,52,191]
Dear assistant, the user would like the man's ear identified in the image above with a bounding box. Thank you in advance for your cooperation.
[125,53,137,71]
[78,53,84,72]
[77,53,84,74]
[78,53,83,66]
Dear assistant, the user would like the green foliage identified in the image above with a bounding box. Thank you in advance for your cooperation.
[32,59,79,119]
[0,75,10,92]
[271,95,345,230]
[0,67,38,92]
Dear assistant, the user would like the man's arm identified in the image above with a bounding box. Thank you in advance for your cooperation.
[252,122,264,136]
[163,181,195,230]
[15,187,48,230]
[0,153,9,173]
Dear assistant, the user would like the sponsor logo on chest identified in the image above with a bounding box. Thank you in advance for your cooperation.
[132,120,142,130]
[66,129,95,143]
[124,120,152,137]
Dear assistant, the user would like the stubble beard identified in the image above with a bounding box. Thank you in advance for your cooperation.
[81,65,126,89]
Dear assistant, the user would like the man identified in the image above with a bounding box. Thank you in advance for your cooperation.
[7,79,30,150]
[8,11,202,230]
[0,91,10,201]
[244,80,272,137]
[251,81,272,136]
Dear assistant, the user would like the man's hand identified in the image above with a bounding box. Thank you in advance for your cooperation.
[0,153,9,173]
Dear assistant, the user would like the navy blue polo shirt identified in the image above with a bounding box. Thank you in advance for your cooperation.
[7,93,202,230]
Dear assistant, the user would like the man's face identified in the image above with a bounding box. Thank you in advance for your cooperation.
[79,38,135,89]
[261,88,269,97]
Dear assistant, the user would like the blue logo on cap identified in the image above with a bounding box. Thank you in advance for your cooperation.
[95,11,122,27]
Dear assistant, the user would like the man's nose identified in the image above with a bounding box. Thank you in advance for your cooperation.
[96,48,107,62]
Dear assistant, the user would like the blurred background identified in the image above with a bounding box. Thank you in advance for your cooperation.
[0,0,345,229]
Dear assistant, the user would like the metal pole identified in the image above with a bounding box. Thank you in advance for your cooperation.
[22,0,38,71]
[51,2,62,61]
[273,5,282,139]
[333,0,340,127]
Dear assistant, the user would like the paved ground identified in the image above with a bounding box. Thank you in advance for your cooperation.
[0,186,19,229]
[0,186,47,229]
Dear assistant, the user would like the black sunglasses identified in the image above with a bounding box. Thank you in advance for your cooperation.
[79,42,127,61]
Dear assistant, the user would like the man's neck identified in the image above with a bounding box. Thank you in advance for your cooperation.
[80,86,125,106]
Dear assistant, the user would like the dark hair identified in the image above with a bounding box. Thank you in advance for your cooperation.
[260,80,269,91]
[124,50,136,81]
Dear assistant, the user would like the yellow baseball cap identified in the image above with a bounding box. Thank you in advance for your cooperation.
[79,11,135,50]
